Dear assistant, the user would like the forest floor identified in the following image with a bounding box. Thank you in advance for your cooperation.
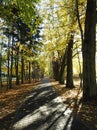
[51,78,97,130]
[0,80,41,130]
[0,78,97,130]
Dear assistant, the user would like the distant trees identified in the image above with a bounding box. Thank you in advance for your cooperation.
[0,0,43,89]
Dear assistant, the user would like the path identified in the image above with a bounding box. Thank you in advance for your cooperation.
[10,78,89,130]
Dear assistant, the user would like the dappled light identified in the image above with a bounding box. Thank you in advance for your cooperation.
[0,0,97,129]
[10,79,80,130]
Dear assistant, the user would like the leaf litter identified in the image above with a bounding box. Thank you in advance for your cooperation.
[51,79,97,130]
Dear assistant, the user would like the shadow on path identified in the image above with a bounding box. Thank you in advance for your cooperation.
[0,112,16,130]
[10,78,89,130]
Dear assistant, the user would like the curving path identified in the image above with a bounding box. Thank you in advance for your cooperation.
[10,78,89,130]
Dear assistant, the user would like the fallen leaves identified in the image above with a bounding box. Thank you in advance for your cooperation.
[0,81,40,119]
[78,101,97,130]
[0,81,41,130]
[51,79,97,130]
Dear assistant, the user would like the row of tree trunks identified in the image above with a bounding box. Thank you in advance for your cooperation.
[58,0,97,101]
[2,35,35,89]
[53,34,74,88]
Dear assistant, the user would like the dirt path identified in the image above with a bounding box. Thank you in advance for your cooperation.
[10,78,89,130]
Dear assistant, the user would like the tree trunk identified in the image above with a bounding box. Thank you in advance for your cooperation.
[28,61,31,83]
[82,0,97,101]
[75,0,83,87]
[15,46,19,85]
[21,53,24,84]
[75,0,84,44]
[52,60,59,81]
[59,47,67,84]
[7,36,10,89]
[66,35,74,88]
[75,44,82,87]
[0,38,3,87]
[0,52,2,87]
[9,37,14,89]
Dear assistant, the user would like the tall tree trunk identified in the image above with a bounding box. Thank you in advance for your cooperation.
[66,35,74,88]
[75,0,84,87]
[75,44,82,87]
[21,53,24,84]
[75,0,84,44]
[7,36,10,89]
[82,0,97,101]
[59,47,67,84]
[28,61,31,83]
[0,38,3,87]
[0,52,2,87]
[9,37,14,89]
[15,46,19,85]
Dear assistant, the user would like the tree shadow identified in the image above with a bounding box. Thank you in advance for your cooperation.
[61,87,89,130]
[0,112,16,130]
[9,81,59,130]
[9,79,90,130]
[76,99,97,130]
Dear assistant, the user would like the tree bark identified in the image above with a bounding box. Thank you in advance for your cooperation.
[9,36,14,89]
[52,60,59,81]
[0,52,2,87]
[59,47,67,84]
[7,36,10,89]
[66,35,74,88]
[28,61,31,83]
[21,51,24,84]
[75,0,84,44]
[82,0,97,101]
[15,46,19,85]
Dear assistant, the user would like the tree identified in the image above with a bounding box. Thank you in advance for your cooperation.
[0,0,42,89]
[52,57,60,81]
[0,41,3,87]
[82,0,97,101]
[15,44,20,85]
[63,0,76,87]
[59,47,67,84]
[75,0,84,87]
[66,34,74,88]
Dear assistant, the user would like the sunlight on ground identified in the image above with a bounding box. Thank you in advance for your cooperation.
[1,78,96,130]
[40,82,52,87]
[9,78,91,130]
[12,96,74,130]
[51,78,82,87]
